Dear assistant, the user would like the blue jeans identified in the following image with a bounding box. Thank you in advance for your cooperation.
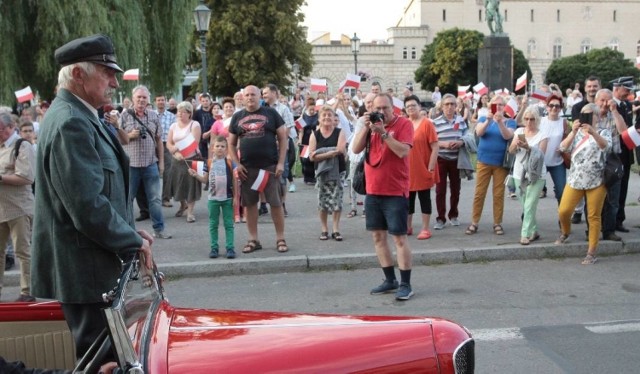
[130,164,164,232]
[546,164,566,205]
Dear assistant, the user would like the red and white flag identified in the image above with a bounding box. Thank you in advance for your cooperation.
[504,97,519,118]
[473,82,489,96]
[300,145,311,158]
[457,85,470,98]
[345,73,361,89]
[337,80,347,92]
[392,97,404,116]
[530,89,550,101]
[310,78,327,92]
[621,128,640,149]
[175,133,198,157]
[494,88,510,96]
[123,68,139,81]
[315,99,325,111]
[190,160,205,176]
[14,86,34,103]
[250,169,270,192]
[515,72,527,92]
[294,117,306,131]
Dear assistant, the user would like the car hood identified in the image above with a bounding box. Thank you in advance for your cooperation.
[147,302,444,373]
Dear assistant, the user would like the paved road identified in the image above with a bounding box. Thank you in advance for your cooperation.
[3,171,640,288]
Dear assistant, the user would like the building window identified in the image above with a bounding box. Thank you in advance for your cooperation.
[609,38,619,51]
[402,47,407,60]
[530,9,534,22]
[443,9,446,22]
[479,9,482,22]
[553,38,562,59]
[530,79,537,92]
[504,9,508,22]
[557,10,560,22]
[637,40,640,56]
[581,39,592,54]
[613,10,617,22]
[411,47,417,60]
[527,39,537,58]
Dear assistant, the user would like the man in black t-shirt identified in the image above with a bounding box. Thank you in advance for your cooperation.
[228,85,289,254]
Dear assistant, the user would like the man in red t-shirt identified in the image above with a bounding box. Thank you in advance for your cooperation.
[351,94,415,300]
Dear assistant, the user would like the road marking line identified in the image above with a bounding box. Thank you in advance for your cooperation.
[585,322,640,334]
[470,327,524,341]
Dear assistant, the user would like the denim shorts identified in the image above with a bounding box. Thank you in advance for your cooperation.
[365,195,409,235]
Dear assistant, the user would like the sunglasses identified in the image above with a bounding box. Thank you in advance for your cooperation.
[523,117,536,121]
[548,104,562,109]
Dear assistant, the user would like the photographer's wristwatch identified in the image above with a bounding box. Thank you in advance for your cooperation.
[381,132,389,140]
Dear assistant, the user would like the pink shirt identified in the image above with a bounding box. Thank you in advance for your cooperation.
[211,118,232,138]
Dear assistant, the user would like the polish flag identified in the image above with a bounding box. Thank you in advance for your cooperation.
[515,72,527,92]
[175,133,198,157]
[457,85,470,98]
[473,82,489,95]
[294,117,306,131]
[190,160,205,176]
[621,128,640,149]
[530,89,550,101]
[310,78,327,92]
[14,86,34,103]
[123,68,139,81]
[392,96,404,116]
[337,80,347,92]
[315,99,325,111]
[300,145,311,158]
[250,169,270,192]
[504,97,519,118]
[345,73,361,89]
[494,88,510,96]
[465,92,473,99]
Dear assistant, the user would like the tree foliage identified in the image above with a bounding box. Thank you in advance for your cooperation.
[0,0,194,105]
[414,28,531,95]
[545,48,640,89]
[195,0,313,97]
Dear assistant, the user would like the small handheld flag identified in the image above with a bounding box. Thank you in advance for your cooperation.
[515,72,527,92]
[251,169,270,192]
[175,133,198,157]
[15,87,34,103]
[123,68,140,81]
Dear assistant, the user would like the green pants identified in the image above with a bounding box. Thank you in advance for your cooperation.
[208,199,234,250]
[514,178,545,238]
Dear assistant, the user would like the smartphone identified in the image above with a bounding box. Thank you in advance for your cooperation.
[579,112,593,126]
[518,133,526,142]
[491,103,498,113]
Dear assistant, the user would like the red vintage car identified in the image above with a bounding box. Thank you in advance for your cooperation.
[0,259,474,373]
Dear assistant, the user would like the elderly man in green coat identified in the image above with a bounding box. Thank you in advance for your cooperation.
[31,34,153,362]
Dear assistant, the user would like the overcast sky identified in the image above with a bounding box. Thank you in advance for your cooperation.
[301,0,406,42]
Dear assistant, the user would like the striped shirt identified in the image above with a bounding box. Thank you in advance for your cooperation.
[434,114,467,160]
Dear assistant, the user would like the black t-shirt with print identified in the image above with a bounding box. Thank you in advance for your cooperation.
[229,106,285,169]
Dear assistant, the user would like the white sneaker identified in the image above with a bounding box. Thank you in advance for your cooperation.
[450,218,460,226]
[288,183,296,193]
[434,220,445,230]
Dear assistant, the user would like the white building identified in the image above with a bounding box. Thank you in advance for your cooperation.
[307,0,640,98]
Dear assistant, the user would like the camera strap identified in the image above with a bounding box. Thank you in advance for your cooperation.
[128,109,157,145]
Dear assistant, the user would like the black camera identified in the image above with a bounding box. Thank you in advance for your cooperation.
[369,112,384,124]
[579,112,593,126]
[632,100,640,106]
[139,125,147,139]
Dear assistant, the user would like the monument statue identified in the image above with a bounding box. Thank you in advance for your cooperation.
[485,0,503,35]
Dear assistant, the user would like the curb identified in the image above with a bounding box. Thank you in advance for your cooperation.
[6,239,639,287]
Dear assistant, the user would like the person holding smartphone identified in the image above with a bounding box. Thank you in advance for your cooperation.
[465,95,516,236]
[508,107,548,245]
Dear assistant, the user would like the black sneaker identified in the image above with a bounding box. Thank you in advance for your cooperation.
[135,213,150,222]
[226,249,236,259]
[370,279,399,295]
[259,204,269,216]
[209,248,219,258]
[571,213,582,224]
[395,283,414,301]
[5,255,15,271]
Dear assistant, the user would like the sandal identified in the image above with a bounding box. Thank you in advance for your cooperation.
[554,234,569,245]
[581,254,597,265]
[529,232,540,242]
[347,209,358,218]
[519,237,530,245]
[276,239,289,253]
[493,224,504,235]
[242,240,262,253]
[465,224,478,235]
[319,232,329,240]
[175,206,186,217]
[331,232,343,241]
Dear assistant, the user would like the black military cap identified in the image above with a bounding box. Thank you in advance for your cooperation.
[54,34,123,72]
[610,76,634,90]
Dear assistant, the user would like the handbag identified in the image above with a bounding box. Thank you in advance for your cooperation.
[603,152,624,187]
[502,146,516,169]
[352,132,371,195]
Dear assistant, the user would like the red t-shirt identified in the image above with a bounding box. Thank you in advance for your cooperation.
[365,116,414,197]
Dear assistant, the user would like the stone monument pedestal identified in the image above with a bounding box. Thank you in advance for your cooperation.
[478,35,513,92]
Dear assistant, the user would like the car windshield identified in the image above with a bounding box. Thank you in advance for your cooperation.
[113,259,163,331]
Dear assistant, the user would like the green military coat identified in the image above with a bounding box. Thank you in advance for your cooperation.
[31,88,142,303]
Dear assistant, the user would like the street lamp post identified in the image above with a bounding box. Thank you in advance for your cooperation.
[350,33,360,75]
[193,0,212,94]
[292,62,300,92]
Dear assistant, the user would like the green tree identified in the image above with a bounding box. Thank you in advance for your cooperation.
[0,0,194,104]
[545,48,640,89]
[195,0,313,97]
[414,28,531,95]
